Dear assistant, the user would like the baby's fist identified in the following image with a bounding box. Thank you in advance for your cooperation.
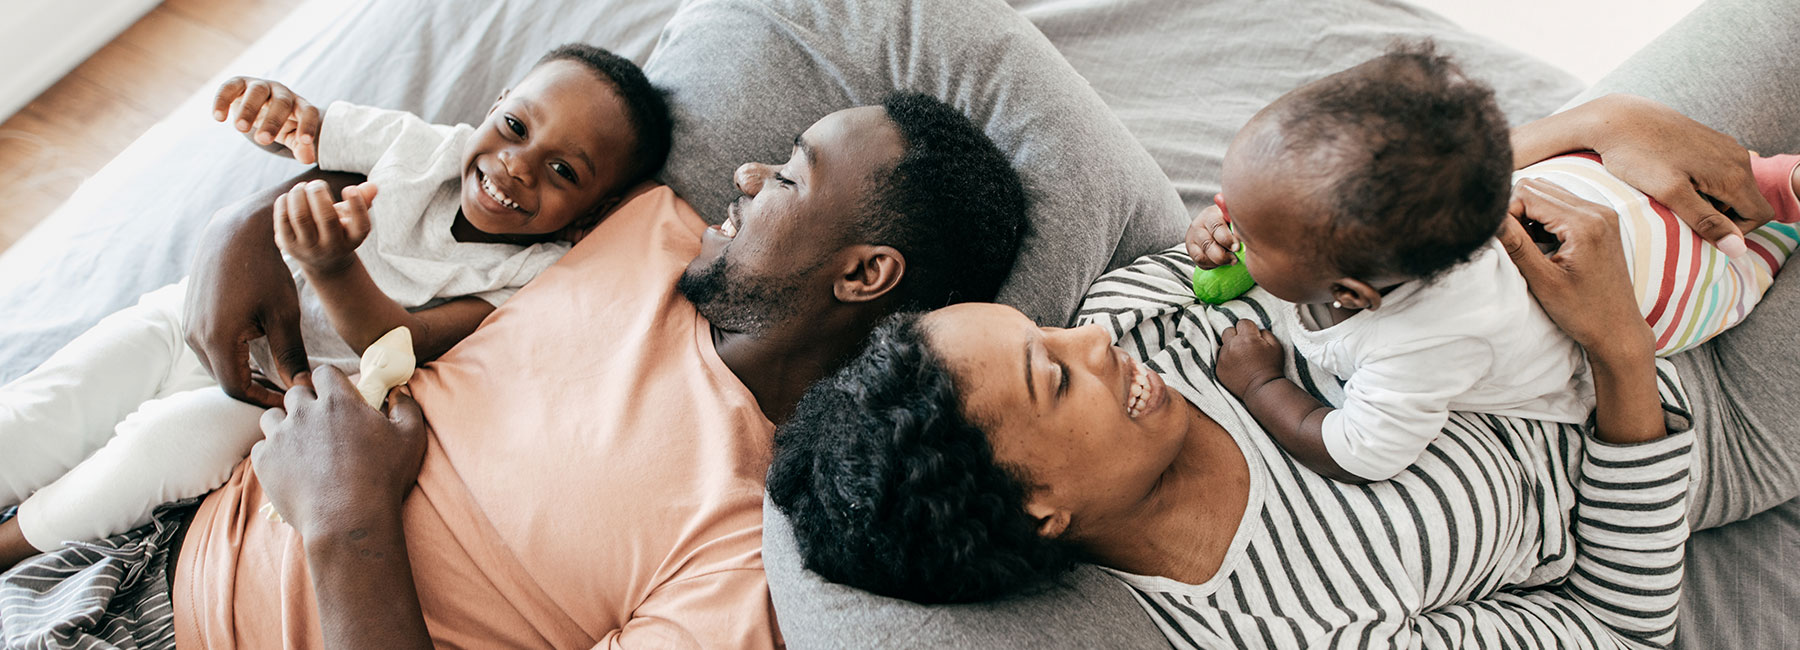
[1186,203,1240,269]
[1216,319,1284,397]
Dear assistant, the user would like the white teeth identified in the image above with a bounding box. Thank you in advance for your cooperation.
[720,217,738,238]
[482,176,521,211]
[1125,360,1152,418]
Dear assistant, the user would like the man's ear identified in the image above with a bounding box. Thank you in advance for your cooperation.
[833,245,905,304]
[1330,277,1386,311]
[1025,497,1071,540]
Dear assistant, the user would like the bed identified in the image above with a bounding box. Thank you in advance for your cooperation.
[0,0,1793,646]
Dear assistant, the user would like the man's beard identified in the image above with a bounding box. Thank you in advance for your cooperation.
[676,253,812,336]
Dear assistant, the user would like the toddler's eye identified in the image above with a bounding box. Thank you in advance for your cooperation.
[551,162,577,182]
[504,116,525,137]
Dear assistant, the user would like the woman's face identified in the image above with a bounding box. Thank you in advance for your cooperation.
[923,303,1192,539]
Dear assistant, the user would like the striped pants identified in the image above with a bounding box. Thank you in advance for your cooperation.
[0,502,187,650]
[1515,153,1800,356]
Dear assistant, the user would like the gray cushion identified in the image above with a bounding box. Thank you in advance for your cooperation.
[644,0,1190,327]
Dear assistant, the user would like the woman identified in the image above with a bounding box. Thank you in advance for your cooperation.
[767,95,1800,649]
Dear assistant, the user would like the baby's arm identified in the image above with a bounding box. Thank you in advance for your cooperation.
[274,180,493,361]
[1215,319,1361,483]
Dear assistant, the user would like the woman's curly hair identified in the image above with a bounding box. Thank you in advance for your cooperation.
[766,312,1078,603]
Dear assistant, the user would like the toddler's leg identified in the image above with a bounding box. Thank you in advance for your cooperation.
[13,386,264,552]
[1750,153,1800,224]
[0,281,211,508]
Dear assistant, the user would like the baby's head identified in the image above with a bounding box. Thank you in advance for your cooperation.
[459,43,672,239]
[1219,41,1512,308]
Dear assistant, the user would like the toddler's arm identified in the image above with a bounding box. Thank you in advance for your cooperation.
[274,180,494,361]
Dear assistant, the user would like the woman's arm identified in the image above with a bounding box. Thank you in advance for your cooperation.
[1499,178,1665,444]
[252,367,432,650]
[1513,93,1773,257]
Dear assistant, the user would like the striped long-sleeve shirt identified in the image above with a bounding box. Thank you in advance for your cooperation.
[1077,248,1696,650]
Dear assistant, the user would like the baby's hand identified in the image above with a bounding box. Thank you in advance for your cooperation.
[214,76,321,164]
[1185,203,1240,269]
[1216,318,1284,397]
[274,180,379,273]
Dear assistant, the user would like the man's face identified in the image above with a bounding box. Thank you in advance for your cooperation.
[678,106,906,334]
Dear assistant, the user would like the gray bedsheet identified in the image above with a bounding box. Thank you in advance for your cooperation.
[0,0,1792,646]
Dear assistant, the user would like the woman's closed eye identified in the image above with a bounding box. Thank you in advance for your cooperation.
[1056,361,1070,398]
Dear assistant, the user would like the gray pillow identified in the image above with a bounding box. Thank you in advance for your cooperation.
[645,0,1190,327]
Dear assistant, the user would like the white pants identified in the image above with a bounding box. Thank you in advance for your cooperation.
[0,280,265,551]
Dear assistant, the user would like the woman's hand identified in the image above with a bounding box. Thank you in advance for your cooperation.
[1513,94,1772,257]
[252,366,427,542]
[1499,178,1663,444]
[1217,319,1285,397]
[1498,179,1650,355]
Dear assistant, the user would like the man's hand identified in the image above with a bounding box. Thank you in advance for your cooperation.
[1216,318,1285,397]
[214,76,322,164]
[1185,204,1241,269]
[185,170,367,408]
[252,367,427,541]
[275,180,379,274]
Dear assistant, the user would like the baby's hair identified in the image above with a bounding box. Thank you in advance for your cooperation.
[536,43,673,193]
[1273,40,1512,282]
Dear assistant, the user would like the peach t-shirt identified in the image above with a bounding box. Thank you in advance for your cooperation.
[172,186,780,649]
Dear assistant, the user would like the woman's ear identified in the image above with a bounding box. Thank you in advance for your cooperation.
[1330,277,1386,311]
[832,245,905,304]
[1025,499,1072,540]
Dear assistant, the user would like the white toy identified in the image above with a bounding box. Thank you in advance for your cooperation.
[261,326,416,523]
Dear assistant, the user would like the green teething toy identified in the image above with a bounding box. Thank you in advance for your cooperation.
[1192,248,1254,304]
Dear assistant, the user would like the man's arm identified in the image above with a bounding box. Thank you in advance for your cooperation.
[252,367,432,649]
[184,169,366,407]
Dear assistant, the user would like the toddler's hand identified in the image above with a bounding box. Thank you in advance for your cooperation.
[1216,318,1285,397]
[214,76,321,164]
[1185,204,1240,269]
[274,180,379,273]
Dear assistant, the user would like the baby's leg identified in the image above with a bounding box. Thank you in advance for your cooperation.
[13,386,264,552]
[0,281,213,508]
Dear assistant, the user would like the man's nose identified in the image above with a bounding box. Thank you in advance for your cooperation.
[735,163,769,196]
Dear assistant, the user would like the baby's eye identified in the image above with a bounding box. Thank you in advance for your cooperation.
[551,162,577,182]
[504,116,525,137]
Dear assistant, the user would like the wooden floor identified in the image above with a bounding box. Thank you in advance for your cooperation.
[0,0,304,253]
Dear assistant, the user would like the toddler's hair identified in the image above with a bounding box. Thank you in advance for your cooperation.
[537,43,673,192]
[1275,40,1512,282]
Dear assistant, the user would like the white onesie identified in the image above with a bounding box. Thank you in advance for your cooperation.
[1289,240,1592,481]
[1,102,569,551]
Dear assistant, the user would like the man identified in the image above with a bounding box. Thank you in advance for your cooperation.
[0,92,1026,649]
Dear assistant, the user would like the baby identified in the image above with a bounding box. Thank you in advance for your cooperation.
[1190,43,1800,483]
[0,43,672,566]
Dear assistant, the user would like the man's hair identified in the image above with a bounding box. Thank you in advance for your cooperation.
[858,92,1029,311]
[767,312,1077,604]
[538,43,673,190]
[1273,40,1513,281]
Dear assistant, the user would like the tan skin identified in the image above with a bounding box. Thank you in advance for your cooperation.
[58,106,920,645]
[1185,93,1773,483]
[921,184,1665,586]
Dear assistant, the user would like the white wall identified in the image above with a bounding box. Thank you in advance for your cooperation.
[0,0,163,121]
[1407,0,1707,85]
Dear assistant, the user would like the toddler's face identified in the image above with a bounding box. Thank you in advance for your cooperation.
[459,59,637,237]
[1219,120,1343,305]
